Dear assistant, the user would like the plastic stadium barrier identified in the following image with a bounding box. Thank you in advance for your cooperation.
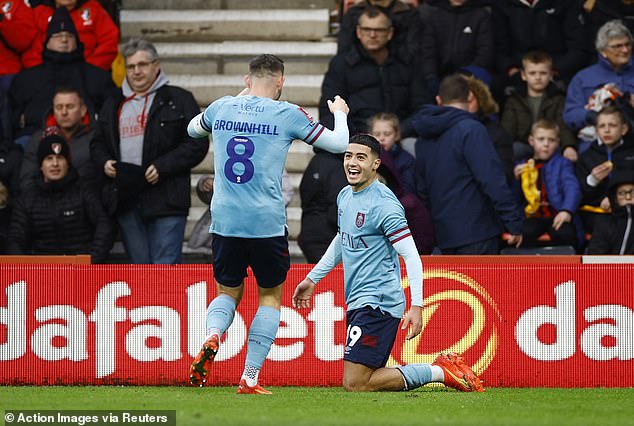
[1,259,632,387]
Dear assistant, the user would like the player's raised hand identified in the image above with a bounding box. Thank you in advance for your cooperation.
[327,95,349,115]
[292,278,316,309]
[402,306,423,340]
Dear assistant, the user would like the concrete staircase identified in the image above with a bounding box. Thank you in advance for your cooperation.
[119,0,339,263]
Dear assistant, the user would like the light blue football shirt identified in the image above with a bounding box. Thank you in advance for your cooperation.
[200,95,326,238]
[335,180,411,319]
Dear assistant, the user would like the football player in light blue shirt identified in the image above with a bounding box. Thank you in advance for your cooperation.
[293,134,484,393]
[187,54,350,394]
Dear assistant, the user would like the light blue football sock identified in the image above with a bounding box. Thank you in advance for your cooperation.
[205,294,236,337]
[397,364,433,390]
[245,306,281,370]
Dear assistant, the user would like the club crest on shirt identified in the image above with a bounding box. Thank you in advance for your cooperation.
[2,2,12,17]
[355,212,365,228]
[80,8,92,25]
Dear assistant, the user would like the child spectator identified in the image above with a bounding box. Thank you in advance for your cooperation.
[586,170,634,254]
[369,112,416,194]
[514,119,582,250]
[575,106,634,232]
[23,0,119,71]
[501,50,578,162]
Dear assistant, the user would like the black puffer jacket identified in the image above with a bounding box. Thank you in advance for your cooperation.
[319,45,430,137]
[0,137,22,254]
[586,171,634,254]
[420,0,494,82]
[91,85,209,217]
[7,168,113,262]
[9,46,118,139]
[491,0,593,80]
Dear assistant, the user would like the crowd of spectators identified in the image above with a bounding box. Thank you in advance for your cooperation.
[2,0,634,262]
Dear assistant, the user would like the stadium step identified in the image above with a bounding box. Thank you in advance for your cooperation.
[122,0,335,10]
[171,74,324,109]
[120,9,330,42]
[155,41,335,76]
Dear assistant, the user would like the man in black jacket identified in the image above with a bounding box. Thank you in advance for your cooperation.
[7,134,112,262]
[320,5,430,137]
[8,7,117,146]
[91,38,209,264]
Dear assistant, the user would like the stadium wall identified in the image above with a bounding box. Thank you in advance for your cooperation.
[1,259,633,387]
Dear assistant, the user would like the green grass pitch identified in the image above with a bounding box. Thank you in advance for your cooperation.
[1,386,633,426]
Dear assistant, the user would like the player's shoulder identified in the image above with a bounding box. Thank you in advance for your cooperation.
[337,185,352,203]
[371,181,403,212]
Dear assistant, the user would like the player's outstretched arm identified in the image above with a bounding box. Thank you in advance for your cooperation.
[312,95,349,154]
[187,112,210,138]
[293,234,342,309]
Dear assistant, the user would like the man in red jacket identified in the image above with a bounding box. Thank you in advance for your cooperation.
[0,0,36,140]
[22,0,119,71]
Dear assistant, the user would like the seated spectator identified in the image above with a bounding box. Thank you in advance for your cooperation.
[419,0,494,97]
[491,0,592,101]
[7,134,112,262]
[501,50,578,162]
[19,87,98,193]
[584,0,634,51]
[190,170,294,251]
[0,0,36,141]
[298,148,348,263]
[0,131,22,254]
[575,106,634,232]
[369,112,416,193]
[23,0,119,71]
[90,38,208,264]
[320,5,430,137]
[513,119,582,251]
[464,74,514,184]
[586,169,634,254]
[337,0,422,60]
[564,20,634,137]
[8,7,118,146]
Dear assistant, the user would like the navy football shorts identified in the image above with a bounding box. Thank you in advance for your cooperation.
[211,232,290,288]
[344,306,400,369]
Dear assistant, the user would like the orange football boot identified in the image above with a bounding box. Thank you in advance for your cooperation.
[448,352,485,392]
[236,379,272,395]
[189,334,219,386]
[432,352,484,392]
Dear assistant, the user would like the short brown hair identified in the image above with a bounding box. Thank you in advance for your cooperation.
[597,105,628,125]
[521,50,553,69]
[249,54,284,78]
[531,118,560,135]
[438,74,470,104]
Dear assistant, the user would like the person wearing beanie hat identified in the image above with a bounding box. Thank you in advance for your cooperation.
[21,0,119,70]
[38,133,70,165]
[7,132,113,262]
[44,7,79,51]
